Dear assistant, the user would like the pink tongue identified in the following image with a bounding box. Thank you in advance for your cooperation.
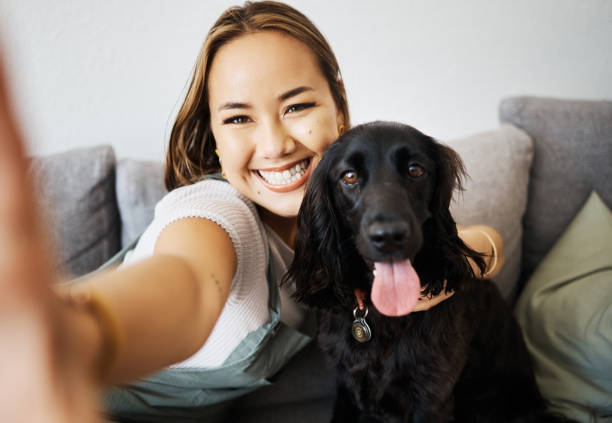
[371,260,421,316]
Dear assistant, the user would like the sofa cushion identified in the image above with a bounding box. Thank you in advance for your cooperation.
[514,191,612,422]
[30,145,120,277]
[448,125,534,299]
[116,159,167,247]
[500,96,612,282]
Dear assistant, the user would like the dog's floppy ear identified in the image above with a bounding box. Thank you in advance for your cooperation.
[418,141,486,294]
[433,141,467,211]
[283,151,349,309]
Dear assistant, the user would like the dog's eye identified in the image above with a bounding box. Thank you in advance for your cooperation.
[408,164,425,178]
[341,170,358,185]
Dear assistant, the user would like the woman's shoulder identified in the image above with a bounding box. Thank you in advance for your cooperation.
[125,178,268,266]
[157,178,248,211]
[126,179,267,268]
[155,179,264,240]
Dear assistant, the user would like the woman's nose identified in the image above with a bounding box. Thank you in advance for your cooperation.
[258,118,296,159]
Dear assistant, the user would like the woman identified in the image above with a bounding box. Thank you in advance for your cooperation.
[0,1,503,421]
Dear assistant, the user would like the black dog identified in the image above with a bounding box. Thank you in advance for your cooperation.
[285,122,572,422]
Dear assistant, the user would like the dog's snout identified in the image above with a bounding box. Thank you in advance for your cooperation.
[368,220,409,253]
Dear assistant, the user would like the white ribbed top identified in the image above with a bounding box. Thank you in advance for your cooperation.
[121,179,274,368]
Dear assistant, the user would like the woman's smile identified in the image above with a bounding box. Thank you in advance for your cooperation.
[254,157,312,193]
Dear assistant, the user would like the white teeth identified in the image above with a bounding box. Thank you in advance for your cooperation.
[373,269,377,277]
[258,159,309,185]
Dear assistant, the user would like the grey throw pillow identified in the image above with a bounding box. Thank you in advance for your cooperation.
[447,125,534,299]
[30,145,121,277]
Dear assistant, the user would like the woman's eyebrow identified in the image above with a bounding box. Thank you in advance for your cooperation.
[278,86,313,101]
[218,101,252,112]
[217,86,314,111]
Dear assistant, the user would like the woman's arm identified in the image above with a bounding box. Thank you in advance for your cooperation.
[458,224,505,279]
[64,217,237,386]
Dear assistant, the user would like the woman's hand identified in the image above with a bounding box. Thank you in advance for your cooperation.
[0,55,101,422]
[458,224,505,279]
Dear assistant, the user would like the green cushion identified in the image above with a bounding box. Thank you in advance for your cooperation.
[515,191,612,422]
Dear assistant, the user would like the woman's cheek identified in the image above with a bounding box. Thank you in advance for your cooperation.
[315,126,341,154]
[308,118,338,152]
[222,130,250,155]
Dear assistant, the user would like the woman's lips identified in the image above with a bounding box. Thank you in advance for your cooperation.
[254,157,313,193]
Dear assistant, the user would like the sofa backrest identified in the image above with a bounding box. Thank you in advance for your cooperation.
[500,96,612,284]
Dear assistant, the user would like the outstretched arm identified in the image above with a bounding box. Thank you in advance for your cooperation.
[0,53,102,422]
[0,51,236,423]
[63,216,236,386]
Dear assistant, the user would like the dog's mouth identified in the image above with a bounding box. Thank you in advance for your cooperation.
[371,259,421,317]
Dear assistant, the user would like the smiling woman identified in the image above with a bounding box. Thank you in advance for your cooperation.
[103,3,354,420]
[0,1,504,422]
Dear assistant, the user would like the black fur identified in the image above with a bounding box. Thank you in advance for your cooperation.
[285,122,573,422]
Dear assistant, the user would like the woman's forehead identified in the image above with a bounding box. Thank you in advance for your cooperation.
[207,31,328,105]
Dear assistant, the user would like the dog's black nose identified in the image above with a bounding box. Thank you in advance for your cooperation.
[368,220,409,253]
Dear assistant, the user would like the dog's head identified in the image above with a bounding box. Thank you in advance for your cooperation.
[285,122,484,315]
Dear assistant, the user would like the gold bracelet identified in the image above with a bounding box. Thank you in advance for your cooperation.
[474,229,498,278]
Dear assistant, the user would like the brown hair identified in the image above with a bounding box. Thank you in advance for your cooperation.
[164,1,350,190]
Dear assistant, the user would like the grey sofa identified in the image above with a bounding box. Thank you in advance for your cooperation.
[33,96,612,421]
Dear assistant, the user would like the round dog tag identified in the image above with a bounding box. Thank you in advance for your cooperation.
[351,306,372,343]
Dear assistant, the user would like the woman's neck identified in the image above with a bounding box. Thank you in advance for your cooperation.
[258,207,298,248]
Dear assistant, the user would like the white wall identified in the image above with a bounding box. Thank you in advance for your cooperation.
[1,0,611,160]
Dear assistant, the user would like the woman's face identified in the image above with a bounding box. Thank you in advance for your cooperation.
[208,30,343,222]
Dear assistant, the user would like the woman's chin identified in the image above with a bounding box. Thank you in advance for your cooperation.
[260,203,300,220]
[256,195,301,223]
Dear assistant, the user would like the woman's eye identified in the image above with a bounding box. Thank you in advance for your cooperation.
[223,115,251,125]
[408,164,425,178]
[284,102,315,115]
[341,170,358,185]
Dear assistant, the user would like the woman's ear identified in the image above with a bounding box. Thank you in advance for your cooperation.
[336,114,345,135]
[336,76,344,90]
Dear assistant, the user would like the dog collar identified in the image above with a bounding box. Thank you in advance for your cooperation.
[354,288,368,310]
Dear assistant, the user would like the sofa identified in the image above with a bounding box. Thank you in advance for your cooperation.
[32,96,612,422]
